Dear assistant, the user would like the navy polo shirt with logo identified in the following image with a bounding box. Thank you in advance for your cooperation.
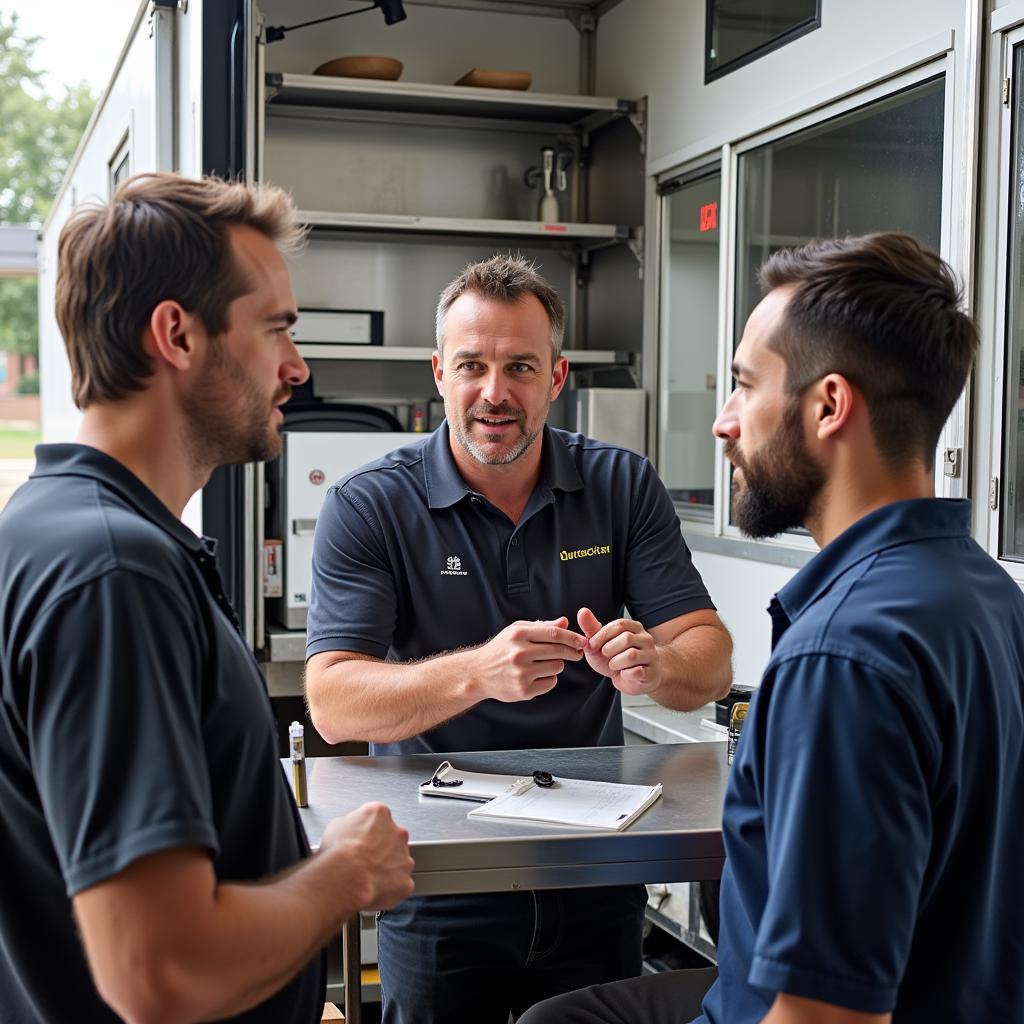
[697,499,1024,1024]
[0,445,323,1024]
[307,424,714,755]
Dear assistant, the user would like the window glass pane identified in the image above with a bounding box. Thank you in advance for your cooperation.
[707,0,819,80]
[661,173,721,518]
[1001,48,1024,561]
[733,76,945,529]
[736,77,944,342]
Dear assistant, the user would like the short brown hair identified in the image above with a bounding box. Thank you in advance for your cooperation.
[56,172,305,408]
[435,254,565,359]
[759,233,979,467]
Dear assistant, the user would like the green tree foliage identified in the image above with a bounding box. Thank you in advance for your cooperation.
[0,11,95,356]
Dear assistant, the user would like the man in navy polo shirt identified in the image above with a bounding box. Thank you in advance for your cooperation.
[306,254,734,1023]
[520,233,1024,1024]
[0,173,415,1024]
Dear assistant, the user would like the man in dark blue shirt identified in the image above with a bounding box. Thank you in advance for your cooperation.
[520,234,1024,1024]
[306,255,734,1023]
[0,173,415,1024]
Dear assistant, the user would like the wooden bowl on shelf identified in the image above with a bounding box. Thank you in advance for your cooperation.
[314,56,403,80]
[454,69,531,90]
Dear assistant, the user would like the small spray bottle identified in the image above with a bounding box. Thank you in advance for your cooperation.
[289,720,308,807]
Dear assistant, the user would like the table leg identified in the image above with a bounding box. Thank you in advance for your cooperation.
[342,913,361,1024]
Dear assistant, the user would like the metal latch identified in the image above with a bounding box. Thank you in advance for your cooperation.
[990,477,1000,511]
[942,447,962,478]
[292,518,317,535]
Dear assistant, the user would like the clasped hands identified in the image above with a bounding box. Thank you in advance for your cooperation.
[470,607,661,702]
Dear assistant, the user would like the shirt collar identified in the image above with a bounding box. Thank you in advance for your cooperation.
[30,443,211,556]
[423,423,584,509]
[773,498,972,635]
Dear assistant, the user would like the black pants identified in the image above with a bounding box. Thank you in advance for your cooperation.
[376,885,647,1024]
[516,967,719,1024]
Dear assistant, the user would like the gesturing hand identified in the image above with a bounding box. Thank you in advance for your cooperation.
[577,606,661,696]
[470,616,587,703]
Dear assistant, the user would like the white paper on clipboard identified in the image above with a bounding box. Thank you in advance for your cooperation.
[466,777,663,831]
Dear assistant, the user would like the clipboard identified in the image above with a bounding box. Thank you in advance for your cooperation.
[418,761,536,802]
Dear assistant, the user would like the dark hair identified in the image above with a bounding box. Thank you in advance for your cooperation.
[55,172,305,409]
[436,254,565,358]
[758,233,978,467]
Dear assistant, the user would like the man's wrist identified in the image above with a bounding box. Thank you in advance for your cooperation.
[441,646,483,704]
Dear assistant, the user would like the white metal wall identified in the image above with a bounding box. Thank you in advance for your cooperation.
[38,0,205,528]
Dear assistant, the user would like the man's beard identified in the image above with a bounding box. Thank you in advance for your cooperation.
[727,399,825,539]
[446,399,543,466]
[183,344,288,469]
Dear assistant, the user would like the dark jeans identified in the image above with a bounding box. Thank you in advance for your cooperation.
[376,885,648,1024]
[516,967,719,1024]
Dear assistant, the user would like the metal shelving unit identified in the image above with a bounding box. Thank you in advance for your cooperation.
[267,72,633,131]
[295,344,632,363]
[300,209,634,253]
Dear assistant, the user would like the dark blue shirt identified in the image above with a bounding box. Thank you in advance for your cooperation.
[0,445,323,1024]
[699,499,1024,1023]
[308,424,713,755]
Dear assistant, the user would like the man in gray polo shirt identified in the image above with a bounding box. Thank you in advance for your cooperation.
[0,173,415,1024]
[306,255,733,1024]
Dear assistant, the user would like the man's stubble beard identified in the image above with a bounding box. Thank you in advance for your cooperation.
[728,398,826,539]
[444,396,546,466]
[182,343,286,471]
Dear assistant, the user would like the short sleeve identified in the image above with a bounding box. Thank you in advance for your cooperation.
[747,654,934,1013]
[307,486,397,659]
[18,569,219,896]
[623,459,714,626]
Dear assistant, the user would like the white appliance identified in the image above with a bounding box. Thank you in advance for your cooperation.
[576,388,647,455]
[268,431,422,629]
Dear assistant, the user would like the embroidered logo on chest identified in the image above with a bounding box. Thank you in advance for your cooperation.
[441,554,469,576]
[559,544,612,562]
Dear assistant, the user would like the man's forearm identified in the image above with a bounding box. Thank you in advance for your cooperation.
[172,844,370,1020]
[651,623,733,711]
[80,843,381,1024]
[307,649,480,744]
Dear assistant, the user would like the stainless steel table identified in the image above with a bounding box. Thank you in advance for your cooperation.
[296,742,728,1023]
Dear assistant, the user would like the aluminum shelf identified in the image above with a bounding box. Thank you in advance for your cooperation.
[267,73,632,128]
[294,345,632,365]
[300,209,631,248]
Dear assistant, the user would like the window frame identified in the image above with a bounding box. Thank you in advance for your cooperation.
[108,130,131,196]
[656,157,724,527]
[704,0,822,84]
[654,55,957,560]
[987,23,1024,582]
[722,61,954,550]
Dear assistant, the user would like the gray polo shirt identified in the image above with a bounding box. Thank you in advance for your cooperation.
[0,445,323,1024]
[308,424,713,755]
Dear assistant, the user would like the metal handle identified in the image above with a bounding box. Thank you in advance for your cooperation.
[292,518,317,535]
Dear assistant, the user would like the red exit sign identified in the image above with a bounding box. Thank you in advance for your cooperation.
[700,201,718,233]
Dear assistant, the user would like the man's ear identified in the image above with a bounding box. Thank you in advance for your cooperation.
[810,373,855,441]
[550,355,569,401]
[145,300,202,371]
[431,350,445,398]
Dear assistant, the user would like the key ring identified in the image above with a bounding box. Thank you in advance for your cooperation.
[532,770,554,787]
[422,760,463,788]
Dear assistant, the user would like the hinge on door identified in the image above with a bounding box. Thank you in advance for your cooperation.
[990,476,1000,511]
[1004,77,1011,107]
[942,447,962,478]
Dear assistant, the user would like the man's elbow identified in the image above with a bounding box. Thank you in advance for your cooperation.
[712,626,734,699]
[306,670,345,745]
[93,955,204,1024]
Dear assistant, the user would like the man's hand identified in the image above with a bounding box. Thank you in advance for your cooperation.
[578,606,661,696]
[319,803,415,912]
[467,616,587,703]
